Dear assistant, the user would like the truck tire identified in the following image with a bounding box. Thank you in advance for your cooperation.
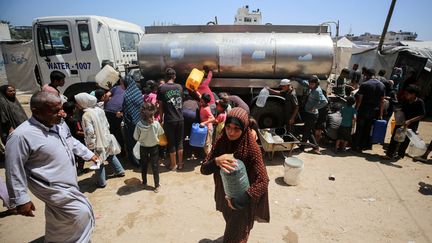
[63,82,98,101]
[251,100,284,128]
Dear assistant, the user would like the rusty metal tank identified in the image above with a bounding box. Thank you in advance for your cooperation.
[138,25,334,81]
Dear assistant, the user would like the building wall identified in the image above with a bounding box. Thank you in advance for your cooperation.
[234,6,262,25]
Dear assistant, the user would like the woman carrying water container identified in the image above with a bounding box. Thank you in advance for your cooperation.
[200,107,270,243]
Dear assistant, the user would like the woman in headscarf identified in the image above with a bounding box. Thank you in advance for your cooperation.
[201,107,270,243]
[0,85,28,144]
[122,76,143,166]
[75,92,125,188]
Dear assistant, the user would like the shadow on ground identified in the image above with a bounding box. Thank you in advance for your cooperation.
[29,236,44,243]
[198,236,224,243]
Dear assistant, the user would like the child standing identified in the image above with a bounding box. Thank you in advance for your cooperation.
[200,93,215,156]
[214,100,228,142]
[336,96,357,152]
[134,102,165,192]
[94,88,106,109]
[63,101,87,175]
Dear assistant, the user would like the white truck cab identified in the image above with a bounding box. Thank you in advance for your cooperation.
[33,15,144,97]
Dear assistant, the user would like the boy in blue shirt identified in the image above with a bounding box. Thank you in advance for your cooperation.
[336,96,356,152]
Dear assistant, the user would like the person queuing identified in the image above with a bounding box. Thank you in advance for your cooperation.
[335,97,356,152]
[353,68,385,152]
[63,101,87,175]
[134,102,165,193]
[104,78,126,157]
[300,76,328,154]
[5,91,99,242]
[218,92,250,115]
[266,79,299,133]
[385,85,425,160]
[200,93,216,156]
[157,68,184,170]
[0,85,28,144]
[44,70,68,103]
[201,107,270,243]
[123,76,143,167]
[75,93,125,188]
[214,100,229,142]
[195,65,217,114]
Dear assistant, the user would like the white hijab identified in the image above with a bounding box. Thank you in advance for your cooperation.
[75,92,112,160]
[74,92,97,110]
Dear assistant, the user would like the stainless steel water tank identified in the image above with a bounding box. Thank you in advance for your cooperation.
[138,29,334,80]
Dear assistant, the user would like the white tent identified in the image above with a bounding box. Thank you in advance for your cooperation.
[334,37,354,74]
[349,41,432,115]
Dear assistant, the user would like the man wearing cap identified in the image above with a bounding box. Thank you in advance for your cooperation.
[266,79,299,132]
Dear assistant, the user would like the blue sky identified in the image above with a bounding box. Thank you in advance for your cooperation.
[1,0,431,40]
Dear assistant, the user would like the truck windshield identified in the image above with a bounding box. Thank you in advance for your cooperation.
[119,31,139,52]
[37,25,71,56]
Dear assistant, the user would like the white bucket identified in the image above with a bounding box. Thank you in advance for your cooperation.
[95,65,119,90]
[283,157,304,186]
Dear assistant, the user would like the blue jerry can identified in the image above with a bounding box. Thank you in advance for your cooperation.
[370,119,387,144]
[190,123,208,147]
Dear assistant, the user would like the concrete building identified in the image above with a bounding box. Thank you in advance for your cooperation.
[347,30,418,43]
[385,30,418,43]
[234,5,262,25]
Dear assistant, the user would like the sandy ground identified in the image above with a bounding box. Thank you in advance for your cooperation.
[1,95,432,243]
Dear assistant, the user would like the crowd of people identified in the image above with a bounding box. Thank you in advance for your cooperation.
[0,67,271,242]
[0,62,430,242]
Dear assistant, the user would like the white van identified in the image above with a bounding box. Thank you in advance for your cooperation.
[33,15,144,97]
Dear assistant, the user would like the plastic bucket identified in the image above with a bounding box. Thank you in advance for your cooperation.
[185,68,204,91]
[283,157,304,186]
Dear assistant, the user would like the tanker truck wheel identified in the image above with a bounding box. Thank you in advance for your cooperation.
[251,101,284,128]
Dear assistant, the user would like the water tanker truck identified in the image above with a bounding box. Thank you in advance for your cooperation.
[137,25,334,128]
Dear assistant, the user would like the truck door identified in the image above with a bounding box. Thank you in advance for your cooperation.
[34,21,80,92]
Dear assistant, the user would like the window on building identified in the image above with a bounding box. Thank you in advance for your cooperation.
[37,25,71,56]
[244,17,252,22]
[78,24,91,51]
[119,31,139,52]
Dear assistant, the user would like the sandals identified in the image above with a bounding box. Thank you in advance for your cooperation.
[177,163,184,171]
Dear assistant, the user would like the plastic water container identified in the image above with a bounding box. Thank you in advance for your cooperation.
[407,140,427,157]
[159,133,168,146]
[220,158,250,199]
[283,156,304,186]
[370,120,387,144]
[394,108,405,125]
[256,88,269,107]
[393,127,407,143]
[406,129,422,144]
[189,123,208,147]
[185,68,204,91]
[95,65,119,90]
[390,118,396,134]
